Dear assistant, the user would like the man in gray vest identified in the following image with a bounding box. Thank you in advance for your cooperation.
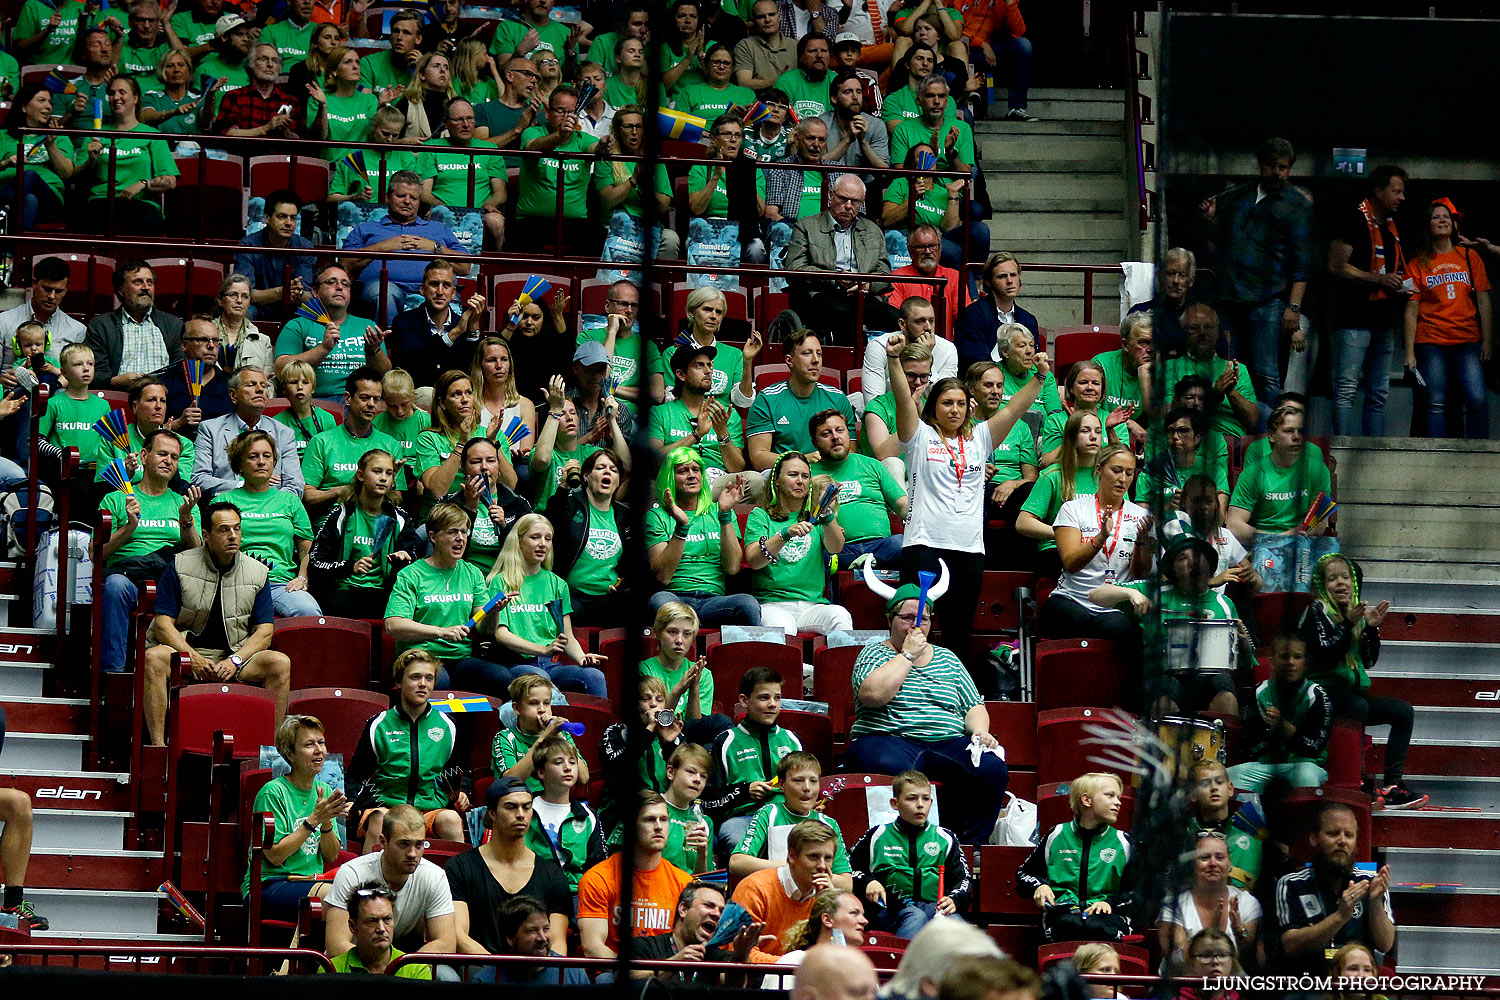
[141,500,290,746]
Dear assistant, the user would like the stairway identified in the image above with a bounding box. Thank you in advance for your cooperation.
[976,87,1134,330]
[1332,439,1500,975]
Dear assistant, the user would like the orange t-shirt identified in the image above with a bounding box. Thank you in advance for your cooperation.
[1408,247,1490,346]
[576,855,693,955]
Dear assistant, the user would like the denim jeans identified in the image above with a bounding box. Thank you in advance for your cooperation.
[269,581,323,618]
[868,899,938,939]
[101,572,137,671]
[1331,325,1396,436]
[840,534,905,568]
[443,656,549,696]
[1416,342,1488,438]
[1221,297,1288,416]
[992,35,1033,110]
[715,813,755,865]
[941,221,990,298]
[358,274,413,326]
[648,589,762,626]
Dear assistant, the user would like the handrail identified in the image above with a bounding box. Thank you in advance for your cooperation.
[1126,8,1154,233]
[0,942,335,973]
[53,444,75,662]
[384,951,901,979]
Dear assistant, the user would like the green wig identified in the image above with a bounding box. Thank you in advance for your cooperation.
[656,446,713,517]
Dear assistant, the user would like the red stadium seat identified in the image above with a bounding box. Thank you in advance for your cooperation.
[1037,707,1137,785]
[864,930,909,949]
[1324,719,1364,790]
[1051,329,1121,377]
[756,289,791,330]
[986,701,1039,768]
[556,701,612,773]
[21,63,83,85]
[831,570,888,630]
[985,924,1040,969]
[846,369,862,397]
[36,252,116,318]
[248,154,333,207]
[707,640,802,714]
[859,944,905,968]
[167,154,248,237]
[1037,941,1150,973]
[273,616,374,690]
[1034,639,1129,712]
[172,682,277,757]
[287,687,389,760]
[1278,787,1372,864]
[977,844,1036,916]
[753,363,790,390]
[1037,783,1135,832]
[419,838,471,867]
[1253,590,1313,631]
[819,773,896,838]
[146,256,226,320]
[779,709,834,772]
[98,389,129,410]
[812,643,860,739]
[973,570,1037,631]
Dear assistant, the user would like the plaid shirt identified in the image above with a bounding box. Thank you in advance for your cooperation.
[119,312,169,374]
[777,0,838,43]
[211,84,303,136]
[1216,182,1315,305]
[764,153,822,220]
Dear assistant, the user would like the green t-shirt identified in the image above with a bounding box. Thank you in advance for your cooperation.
[675,81,757,121]
[1228,448,1331,534]
[302,424,401,493]
[647,398,743,474]
[241,776,332,895]
[585,30,622,74]
[197,53,249,95]
[456,76,498,108]
[272,406,337,461]
[39,392,110,469]
[326,947,432,978]
[858,391,899,465]
[261,17,315,60]
[516,126,594,219]
[890,117,974,171]
[882,176,950,231]
[492,724,580,792]
[1039,408,1129,459]
[168,9,217,48]
[772,68,831,120]
[142,87,209,136]
[989,418,1039,484]
[274,315,386,398]
[490,568,571,649]
[644,504,726,594]
[1162,353,1257,436]
[413,429,467,506]
[640,655,715,716]
[372,408,429,464]
[418,137,504,208]
[1092,349,1144,412]
[0,134,66,203]
[663,799,715,874]
[533,442,599,508]
[384,558,486,660]
[733,802,851,872]
[743,507,829,604]
[1020,464,1098,552]
[97,424,195,484]
[219,487,313,583]
[72,123,178,202]
[1001,366,1062,417]
[118,41,170,86]
[339,505,399,590]
[809,453,904,544]
[879,86,956,129]
[1135,439,1230,509]
[463,503,504,574]
[579,321,662,399]
[331,147,420,199]
[685,162,766,219]
[745,382,855,456]
[358,50,413,92]
[490,17,570,59]
[19,0,101,66]
[566,503,622,597]
[101,487,198,566]
[590,159,671,223]
[657,339,745,406]
[312,90,380,162]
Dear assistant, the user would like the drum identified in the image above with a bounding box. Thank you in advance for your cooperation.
[1164,619,1238,673]
[1155,714,1227,780]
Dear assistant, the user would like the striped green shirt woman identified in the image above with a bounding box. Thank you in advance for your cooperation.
[849,640,980,742]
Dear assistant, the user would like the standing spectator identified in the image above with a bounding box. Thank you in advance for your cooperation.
[337,174,473,322]
[71,78,179,236]
[786,175,900,343]
[1202,137,1313,409]
[735,1,795,90]
[765,118,832,234]
[473,57,540,165]
[219,430,320,616]
[775,34,834,120]
[646,447,760,625]
[420,99,507,249]
[577,791,695,957]
[1161,304,1259,437]
[1404,197,1490,439]
[515,87,600,255]
[742,452,852,635]
[863,299,958,400]
[1327,166,1409,438]
[0,87,74,232]
[0,256,86,371]
[360,10,422,91]
[1130,246,1198,357]
[746,328,855,468]
[325,888,433,978]
[543,449,635,626]
[235,190,316,322]
[85,260,183,390]
[191,366,304,499]
[821,68,889,180]
[308,448,419,618]
[1271,803,1394,974]
[274,263,393,400]
[324,804,457,958]
[809,408,908,567]
[211,45,303,138]
[954,252,1039,373]
[388,260,486,391]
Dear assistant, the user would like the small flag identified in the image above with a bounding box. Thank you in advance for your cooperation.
[182,359,207,400]
[657,109,707,142]
[93,409,130,450]
[602,373,620,399]
[674,332,694,349]
[466,590,512,628]
[431,695,492,713]
[371,514,395,555]
[44,71,78,95]
[500,414,528,447]
[338,148,366,177]
[91,97,102,131]
[742,101,772,128]
[812,481,839,523]
[296,299,333,325]
[785,105,800,126]
[101,458,133,495]
[479,481,493,509]
[915,569,936,627]
[516,275,551,306]
[915,149,937,173]
[1298,491,1337,533]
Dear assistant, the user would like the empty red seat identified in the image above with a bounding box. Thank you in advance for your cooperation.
[973,570,1037,631]
[36,252,116,318]
[1034,639,1129,712]
[986,701,1039,768]
[145,256,226,318]
[779,709,834,772]
[819,773,896,839]
[977,844,1035,916]
[1252,590,1313,632]
[1037,706,1138,786]
[273,616,374,690]
[247,154,332,206]
[812,643,861,739]
[832,570,887,630]
[172,682,277,757]
[1051,329,1120,376]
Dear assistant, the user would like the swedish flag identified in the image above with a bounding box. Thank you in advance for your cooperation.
[431,695,492,714]
[657,109,707,143]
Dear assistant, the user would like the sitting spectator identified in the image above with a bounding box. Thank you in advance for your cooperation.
[595,108,680,262]
[1270,803,1393,974]
[374,369,431,463]
[234,190,316,322]
[1228,632,1330,792]
[1179,929,1241,991]
[678,43,756,120]
[416,370,499,518]
[660,744,717,875]
[214,274,276,373]
[809,408,907,567]
[142,500,290,747]
[72,79,179,234]
[881,44,951,129]
[473,56,539,159]
[1328,943,1381,999]
[272,361,337,460]
[543,449,633,626]
[490,0,571,70]
[337,174,472,322]
[359,9,422,92]
[531,370,627,509]
[274,263,393,399]
[524,735,605,893]
[162,317,232,427]
[650,343,746,479]
[732,819,841,962]
[881,919,1005,1000]
[1137,408,1228,514]
[95,376,194,489]
[329,106,420,207]
[447,777,572,958]
[704,665,801,858]
[41,344,110,477]
[141,50,210,135]
[795,946,880,1000]
[98,430,200,677]
[883,152,975,294]
[1087,312,1153,449]
[0,257,86,372]
[326,886,433,978]
[1017,772,1135,942]
[15,0,104,73]
[568,340,638,445]
[0,711,45,929]
[786,175,900,343]
[730,751,853,884]
[324,803,457,958]
[442,436,528,571]
[244,715,346,920]
[890,75,975,177]
[348,650,469,850]
[84,259,183,389]
[598,676,689,838]
[212,44,300,138]
[1039,360,1130,468]
[1070,942,1121,997]
[474,336,538,458]
[939,957,1042,1000]
[219,430,320,617]
[746,328,856,470]
[994,322,1061,417]
[850,771,971,938]
[687,115,769,267]
[885,233,969,341]
[862,298,957,401]
[965,362,1039,529]
[742,452,852,635]
[473,895,587,984]
[735,1,794,90]
[312,45,382,160]
[1159,835,1262,973]
[776,888,865,982]
[845,579,1008,844]
[578,790,695,957]
[662,287,760,409]
[262,0,318,62]
[1301,553,1424,809]
[301,367,400,514]
[0,87,73,232]
[641,602,732,745]
[309,448,419,618]
[196,13,254,92]
[765,118,832,234]
[1129,246,1197,358]
[419,98,506,249]
[889,0,967,72]
[646,447,759,625]
[822,69,889,177]
[515,86,600,255]
[388,264,486,397]
[1188,761,1261,891]
[191,366,304,499]
[1016,409,1104,577]
[1161,304,1259,436]
[744,88,794,162]
[776,34,833,120]
[637,881,761,987]
[1225,404,1331,548]
[955,252,1039,373]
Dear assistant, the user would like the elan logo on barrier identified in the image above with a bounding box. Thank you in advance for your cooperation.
[37,786,103,800]
[1476,690,1500,701]
[0,643,35,655]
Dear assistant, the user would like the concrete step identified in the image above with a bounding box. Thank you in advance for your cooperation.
[993,87,1125,103]
[1009,237,1131,260]
[988,95,1122,122]
[7,770,134,811]
[1336,504,1500,566]
[22,888,163,936]
[1387,926,1500,976]
[1374,809,1500,851]
[1385,847,1500,890]
[1365,579,1500,611]
[1334,445,1500,505]
[29,847,167,891]
[973,119,1123,138]
[1375,641,1500,678]
[1410,705,1500,744]
[0,659,46,696]
[1360,560,1500,584]
[1396,776,1500,813]
[0,730,85,769]
[994,210,1126,242]
[1373,738,1500,780]
[32,808,130,851]
[0,695,88,732]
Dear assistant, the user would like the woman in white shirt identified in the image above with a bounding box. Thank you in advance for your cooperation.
[885,331,1045,696]
[1038,443,1154,643]
[1158,833,1261,975]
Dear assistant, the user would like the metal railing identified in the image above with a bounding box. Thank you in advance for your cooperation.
[384,951,901,979]
[1127,8,1156,233]
[0,942,334,974]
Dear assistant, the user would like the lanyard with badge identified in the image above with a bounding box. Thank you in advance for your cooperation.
[939,434,967,489]
[1096,501,1125,582]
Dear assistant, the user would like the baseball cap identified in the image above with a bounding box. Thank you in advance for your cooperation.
[485,776,531,809]
[670,342,717,376]
[833,31,862,47]
[573,340,610,367]
[215,12,248,36]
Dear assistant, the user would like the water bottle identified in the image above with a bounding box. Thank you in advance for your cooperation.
[692,801,708,872]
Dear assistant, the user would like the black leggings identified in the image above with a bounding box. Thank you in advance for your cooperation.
[317,586,391,621]
[1335,691,1414,785]
[1037,595,1144,708]
[903,545,990,695]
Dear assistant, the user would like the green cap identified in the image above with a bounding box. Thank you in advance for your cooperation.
[886,583,923,614]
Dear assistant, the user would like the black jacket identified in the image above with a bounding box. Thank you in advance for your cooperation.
[307,498,420,595]
[954,298,1040,374]
[388,305,482,390]
[542,487,637,591]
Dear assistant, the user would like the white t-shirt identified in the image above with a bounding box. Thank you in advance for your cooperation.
[1156,888,1261,972]
[532,796,573,847]
[1052,496,1151,605]
[861,333,959,402]
[1204,526,1247,595]
[327,853,456,941]
[900,420,992,553]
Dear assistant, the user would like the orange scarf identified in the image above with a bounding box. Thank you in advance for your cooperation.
[1359,197,1405,302]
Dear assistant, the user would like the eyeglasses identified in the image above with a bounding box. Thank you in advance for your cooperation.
[904,372,931,384]
[892,613,923,624]
[606,297,639,308]
[447,115,475,122]
[182,336,217,344]
[830,193,864,205]
[908,242,941,250]
[319,278,351,287]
